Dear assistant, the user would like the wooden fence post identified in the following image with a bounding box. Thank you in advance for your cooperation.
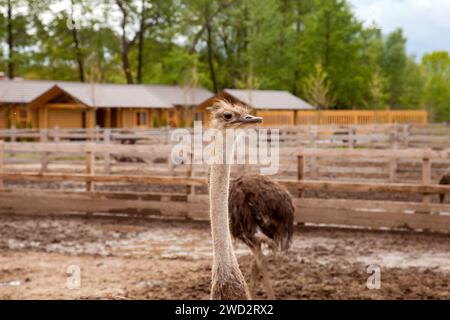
[308,127,318,179]
[403,124,411,148]
[94,125,99,143]
[40,129,49,173]
[168,155,174,175]
[86,146,95,192]
[349,125,356,148]
[309,126,317,148]
[422,157,431,207]
[297,155,304,197]
[389,158,397,183]
[53,126,61,142]
[187,151,195,196]
[103,129,111,174]
[296,126,303,147]
[11,124,16,143]
[392,123,399,149]
[0,140,4,189]
[164,127,170,145]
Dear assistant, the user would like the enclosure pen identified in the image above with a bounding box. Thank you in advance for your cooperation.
[1,140,450,232]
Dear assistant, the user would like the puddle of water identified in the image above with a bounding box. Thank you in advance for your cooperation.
[0,280,21,287]
[355,251,450,272]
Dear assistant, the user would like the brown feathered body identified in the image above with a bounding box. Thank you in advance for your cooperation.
[229,174,294,251]
[439,173,450,203]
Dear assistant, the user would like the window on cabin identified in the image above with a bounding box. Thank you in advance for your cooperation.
[19,106,28,128]
[136,111,148,126]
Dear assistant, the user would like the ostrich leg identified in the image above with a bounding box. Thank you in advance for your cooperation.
[253,246,275,299]
[255,232,277,252]
[249,257,259,298]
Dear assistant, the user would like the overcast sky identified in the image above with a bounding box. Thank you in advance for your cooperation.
[348,0,450,59]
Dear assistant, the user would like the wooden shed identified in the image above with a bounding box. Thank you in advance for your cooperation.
[0,80,55,129]
[0,80,213,129]
[27,83,173,129]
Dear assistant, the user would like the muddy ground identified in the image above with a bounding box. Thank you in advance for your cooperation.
[1,214,450,300]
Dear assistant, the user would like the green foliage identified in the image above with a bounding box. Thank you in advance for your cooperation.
[300,0,366,107]
[0,0,449,121]
[421,51,450,121]
[379,29,409,108]
[366,71,388,110]
[302,63,334,109]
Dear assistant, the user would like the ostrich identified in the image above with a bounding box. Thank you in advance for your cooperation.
[207,99,263,300]
[229,174,294,299]
[439,170,450,203]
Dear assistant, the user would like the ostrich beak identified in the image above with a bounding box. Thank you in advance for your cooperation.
[232,114,263,124]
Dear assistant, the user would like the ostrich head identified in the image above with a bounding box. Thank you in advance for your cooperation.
[207,99,262,130]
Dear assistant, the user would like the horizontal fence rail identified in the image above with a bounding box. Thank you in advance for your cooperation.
[1,123,450,149]
[1,142,450,183]
[1,174,450,232]
[1,140,450,233]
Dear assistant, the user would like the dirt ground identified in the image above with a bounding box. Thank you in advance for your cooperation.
[1,214,450,300]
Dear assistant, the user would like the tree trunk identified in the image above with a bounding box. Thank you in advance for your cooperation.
[7,0,14,79]
[70,0,85,82]
[116,0,134,84]
[136,0,146,84]
[188,0,236,54]
[121,43,133,84]
[71,28,85,82]
[206,22,218,93]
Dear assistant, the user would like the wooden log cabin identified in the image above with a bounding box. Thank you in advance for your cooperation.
[0,80,55,129]
[0,80,212,129]
[1,80,428,129]
[195,89,316,127]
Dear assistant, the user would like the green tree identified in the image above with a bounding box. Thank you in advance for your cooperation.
[300,0,366,107]
[398,57,424,108]
[0,0,42,78]
[367,71,388,109]
[244,0,292,89]
[421,51,450,121]
[278,0,315,94]
[302,63,334,109]
[379,29,408,108]
[0,0,447,118]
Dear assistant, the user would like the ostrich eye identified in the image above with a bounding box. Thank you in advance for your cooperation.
[223,112,233,120]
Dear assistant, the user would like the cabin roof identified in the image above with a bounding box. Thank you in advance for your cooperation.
[0,80,213,108]
[53,82,170,108]
[145,85,214,107]
[223,89,315,110]
[0,80,55,103]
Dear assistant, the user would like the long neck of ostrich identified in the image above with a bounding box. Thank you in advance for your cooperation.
[209,132,239,270]
[209,162,237,267]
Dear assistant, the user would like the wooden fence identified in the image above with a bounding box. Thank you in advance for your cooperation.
[296,110,428,125]
[1,123,449,149]
[1,141,450,233]
[0,127,172,144]
[2,140,450,182]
